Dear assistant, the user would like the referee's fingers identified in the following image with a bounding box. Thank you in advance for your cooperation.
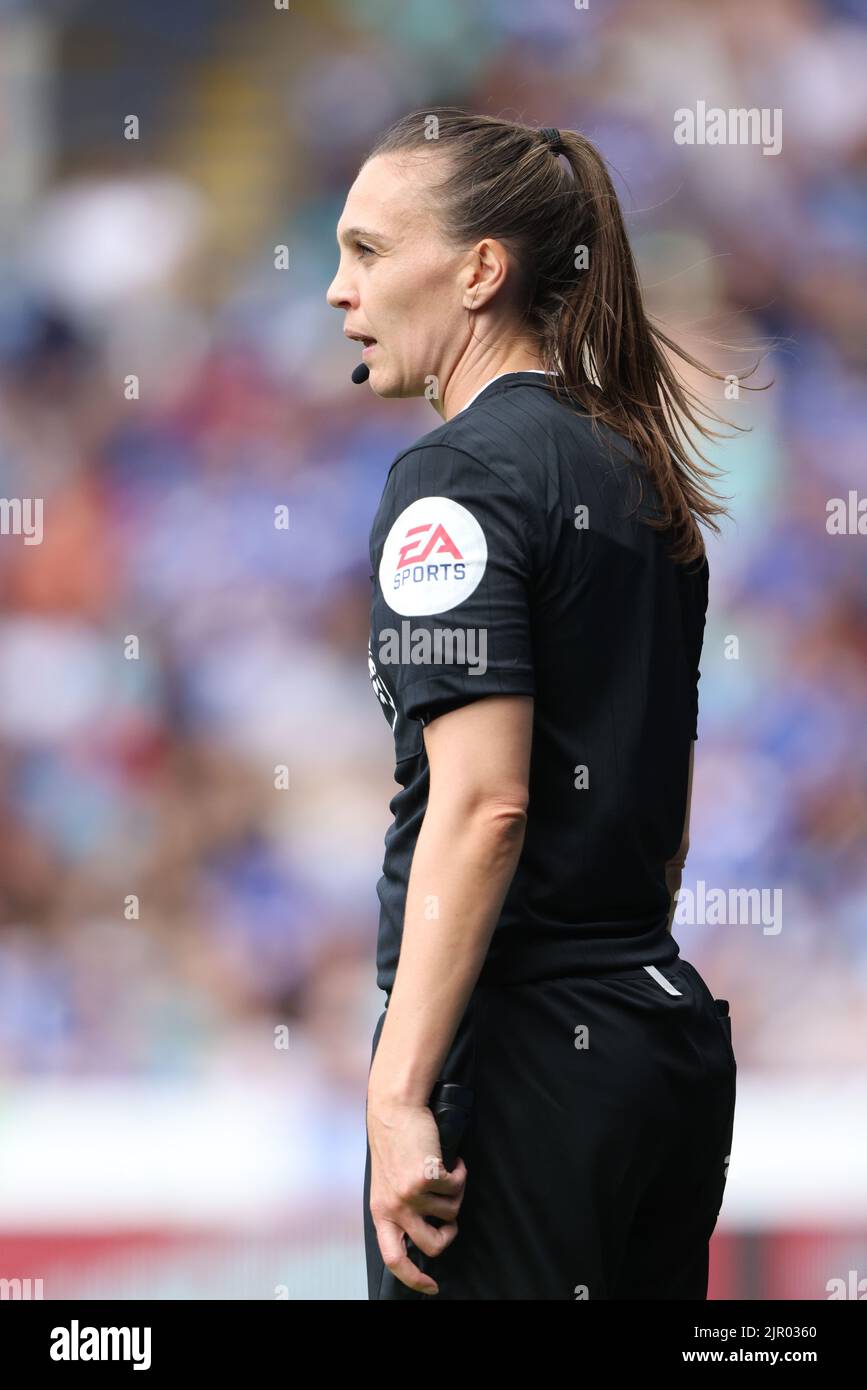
[404,1213,458,1260]
[413,1190,461,1221]
[425,1154,468,1197]
[377,1220,441,1295]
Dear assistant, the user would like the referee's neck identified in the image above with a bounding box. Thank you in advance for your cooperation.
[436,353,546,422]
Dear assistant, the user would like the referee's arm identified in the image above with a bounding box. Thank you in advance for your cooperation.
[368,691,533,1107]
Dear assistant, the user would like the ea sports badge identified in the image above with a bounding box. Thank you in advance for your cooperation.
[379,496,488,617]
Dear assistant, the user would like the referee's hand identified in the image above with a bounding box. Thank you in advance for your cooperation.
[367,1098,468,1295]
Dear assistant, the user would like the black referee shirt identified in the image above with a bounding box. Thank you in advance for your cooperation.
[366,371,709,994]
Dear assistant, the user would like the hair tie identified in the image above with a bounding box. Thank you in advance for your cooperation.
[539,126,563,153]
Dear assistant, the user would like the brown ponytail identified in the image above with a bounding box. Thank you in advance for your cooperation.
[366,107,764,565]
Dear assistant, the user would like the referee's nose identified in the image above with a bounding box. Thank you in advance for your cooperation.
[326,268,355,311]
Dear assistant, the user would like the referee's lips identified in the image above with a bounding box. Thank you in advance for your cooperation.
[345,328,377,356]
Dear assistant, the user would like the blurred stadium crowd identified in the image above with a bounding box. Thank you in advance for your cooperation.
[0,0,865,1216]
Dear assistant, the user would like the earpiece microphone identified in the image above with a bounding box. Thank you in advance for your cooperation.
[352,362,370,384]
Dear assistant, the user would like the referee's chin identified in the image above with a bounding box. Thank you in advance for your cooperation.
[367,369,414,400]
[363,355,431,401]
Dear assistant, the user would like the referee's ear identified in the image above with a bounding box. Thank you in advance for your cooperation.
[458,236,515,314]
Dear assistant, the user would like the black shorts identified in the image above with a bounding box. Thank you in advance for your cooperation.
[363,957,736,1300]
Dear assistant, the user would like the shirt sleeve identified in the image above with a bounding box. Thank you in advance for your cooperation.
[370,443,538,728]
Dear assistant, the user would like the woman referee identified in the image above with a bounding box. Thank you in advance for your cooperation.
[326,108,737,1301]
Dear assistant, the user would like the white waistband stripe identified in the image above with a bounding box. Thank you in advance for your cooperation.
[643,964,682,995]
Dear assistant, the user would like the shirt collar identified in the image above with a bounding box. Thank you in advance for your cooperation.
[453,370,552,417]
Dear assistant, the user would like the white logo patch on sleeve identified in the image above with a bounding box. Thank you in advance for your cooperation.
[379,496,488,617]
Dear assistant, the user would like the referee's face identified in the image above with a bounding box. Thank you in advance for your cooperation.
[327,153,480,399]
